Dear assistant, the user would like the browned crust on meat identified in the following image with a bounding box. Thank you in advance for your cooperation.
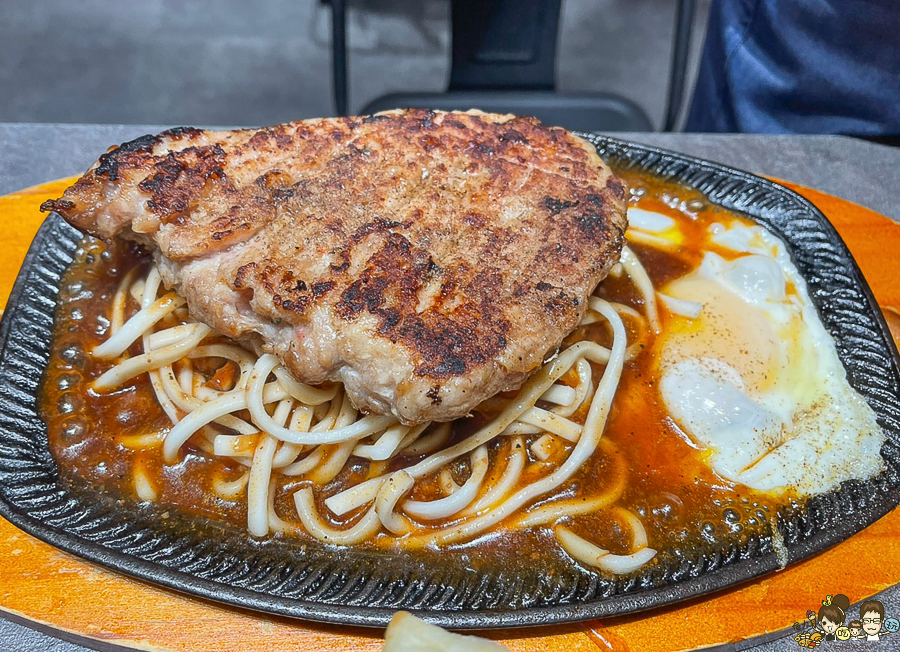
[334,233,510,378]
[44,109,627,421]
[234,260,336,316]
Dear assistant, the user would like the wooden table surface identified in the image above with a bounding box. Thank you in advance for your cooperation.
[1,177,899,652]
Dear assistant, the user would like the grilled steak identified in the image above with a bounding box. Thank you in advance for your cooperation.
[43,110,627,423]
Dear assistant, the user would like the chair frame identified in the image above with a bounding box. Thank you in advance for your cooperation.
[325,0,694,132]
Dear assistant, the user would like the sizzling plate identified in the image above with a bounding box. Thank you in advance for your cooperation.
[0,135,898,629]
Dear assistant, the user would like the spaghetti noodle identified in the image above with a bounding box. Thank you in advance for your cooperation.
[83,245,660,572]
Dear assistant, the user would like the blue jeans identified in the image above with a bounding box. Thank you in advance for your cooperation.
[685,0,900,135]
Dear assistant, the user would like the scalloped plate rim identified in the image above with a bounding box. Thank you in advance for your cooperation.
[0,134,898,630]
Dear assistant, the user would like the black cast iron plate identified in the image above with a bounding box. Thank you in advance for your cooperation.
[1,134,899,629]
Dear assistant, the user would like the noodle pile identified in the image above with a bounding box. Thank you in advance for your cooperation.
[92,247,659,574]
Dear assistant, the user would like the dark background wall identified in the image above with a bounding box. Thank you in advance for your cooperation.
[0,0,709,129]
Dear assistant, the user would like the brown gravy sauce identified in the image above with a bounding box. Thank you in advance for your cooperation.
[40,172,792,564]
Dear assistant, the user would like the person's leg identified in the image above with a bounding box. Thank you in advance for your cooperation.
[686,0,900,135]
[685,0,758,132]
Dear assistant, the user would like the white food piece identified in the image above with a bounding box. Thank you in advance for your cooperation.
[383,612,509,652]
[626,207,684,249]
[657,293,703,319]
[627,207,676,233]
[658,221,884,495]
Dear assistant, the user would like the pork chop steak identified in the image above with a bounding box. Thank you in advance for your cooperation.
[42,110,627,423]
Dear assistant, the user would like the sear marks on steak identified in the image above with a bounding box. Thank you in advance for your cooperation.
[43,110,627,424]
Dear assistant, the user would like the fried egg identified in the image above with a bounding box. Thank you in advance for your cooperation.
[655,219,884,495]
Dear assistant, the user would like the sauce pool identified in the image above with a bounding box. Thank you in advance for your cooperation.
[40,172,793,568]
